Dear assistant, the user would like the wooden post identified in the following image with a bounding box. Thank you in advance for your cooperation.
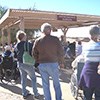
[7,28,11,45]
[19,16,25,31]
[1,28,4,51]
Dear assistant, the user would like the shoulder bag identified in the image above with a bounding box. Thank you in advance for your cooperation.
[23,42,35,65]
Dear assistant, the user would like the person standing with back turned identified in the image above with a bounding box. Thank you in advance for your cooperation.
[79,26,100,100]
[32,23,64,100]
[14,30,40,99]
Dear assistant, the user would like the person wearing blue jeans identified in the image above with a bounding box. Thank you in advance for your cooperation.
[17,62,39,97]
[38,63,62,100]
[14,30,40,99]
[32,23,64,100]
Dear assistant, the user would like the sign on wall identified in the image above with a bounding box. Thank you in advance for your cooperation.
[57,15,77,21]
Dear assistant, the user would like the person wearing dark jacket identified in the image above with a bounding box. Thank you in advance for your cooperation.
[14,30,40,99]
[32,23,64,100]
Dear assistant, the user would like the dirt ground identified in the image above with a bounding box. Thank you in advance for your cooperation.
[0,68,76,100]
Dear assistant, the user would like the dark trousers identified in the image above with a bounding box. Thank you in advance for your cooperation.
[83,87,100,100]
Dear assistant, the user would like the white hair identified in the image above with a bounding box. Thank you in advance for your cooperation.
[41,23,51,32]
[16,30,26,42]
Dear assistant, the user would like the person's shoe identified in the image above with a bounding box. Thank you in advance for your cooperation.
[34,95,40,99]
[23,93,31,99]
[34,94,44,99]
[34,93,42,99]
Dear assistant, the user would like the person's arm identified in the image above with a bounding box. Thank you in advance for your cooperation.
[71,58,78,69]
[57,38,65,69]
[13,43,18,59]
[97,63,100,74]
[32,40,39,63]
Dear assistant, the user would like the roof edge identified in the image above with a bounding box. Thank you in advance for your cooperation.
[9,8,100,18]
[0,9,10,24]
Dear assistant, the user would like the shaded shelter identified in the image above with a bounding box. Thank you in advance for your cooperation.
[0,9,100,47]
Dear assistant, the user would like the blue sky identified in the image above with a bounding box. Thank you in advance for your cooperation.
[0,0,100,15]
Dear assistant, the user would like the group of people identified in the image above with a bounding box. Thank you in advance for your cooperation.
[13,23,65,100]
[2,22,100,100]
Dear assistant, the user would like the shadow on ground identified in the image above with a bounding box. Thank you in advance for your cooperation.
[59,68,73,83]
[0,76,44,100]
[0,67,73,100]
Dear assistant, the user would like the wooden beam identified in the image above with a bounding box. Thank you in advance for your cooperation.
[19,16,25,31]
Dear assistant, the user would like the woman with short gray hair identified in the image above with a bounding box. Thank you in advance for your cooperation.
[79,26,100,100]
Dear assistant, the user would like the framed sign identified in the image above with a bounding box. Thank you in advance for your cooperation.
[57,15,77,21]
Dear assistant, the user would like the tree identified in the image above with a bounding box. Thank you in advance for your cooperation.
[0,6,8,44]
[0,6,7,18]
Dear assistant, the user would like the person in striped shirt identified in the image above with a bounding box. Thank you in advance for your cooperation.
[79,26,100,100]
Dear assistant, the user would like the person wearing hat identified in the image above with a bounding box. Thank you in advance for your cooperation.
[32,23,64,100]
[79,26,100,100]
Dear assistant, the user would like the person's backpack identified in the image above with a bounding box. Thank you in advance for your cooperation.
[23,42,35,65]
